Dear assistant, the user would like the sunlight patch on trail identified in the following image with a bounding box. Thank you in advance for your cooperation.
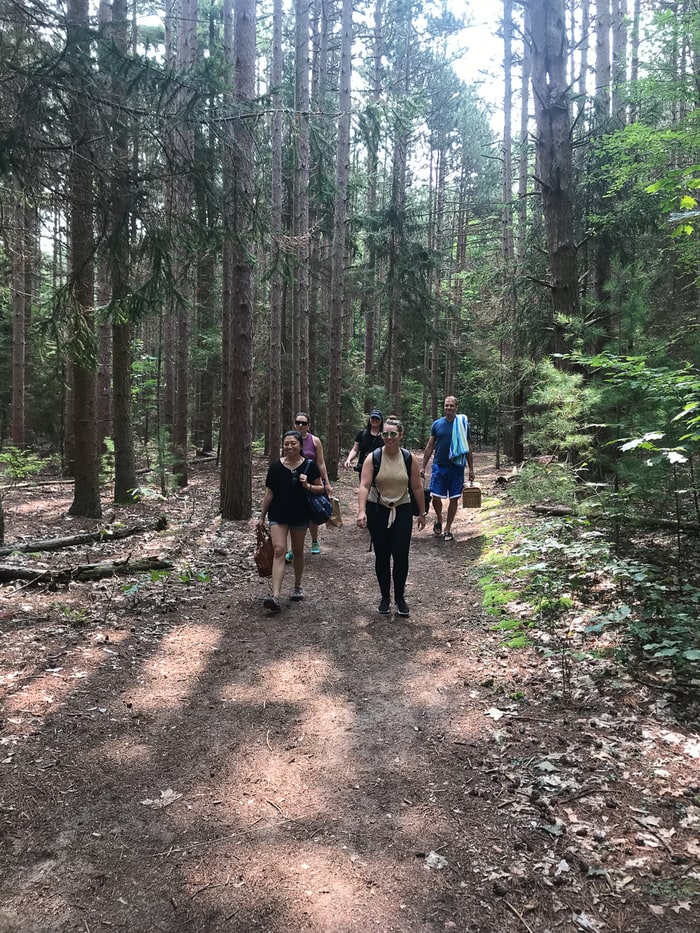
[126,624,223,712]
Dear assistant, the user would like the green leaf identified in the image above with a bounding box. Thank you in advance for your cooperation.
[506,635,531,648]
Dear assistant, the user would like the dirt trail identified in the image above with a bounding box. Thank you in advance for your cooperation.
[0,451,698,932]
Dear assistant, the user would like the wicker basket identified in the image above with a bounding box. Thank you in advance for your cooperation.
[462,483,482,509]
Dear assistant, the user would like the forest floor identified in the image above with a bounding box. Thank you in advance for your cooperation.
[0,449,699,933]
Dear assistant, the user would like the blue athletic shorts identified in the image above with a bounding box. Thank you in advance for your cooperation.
[430,463,464,499]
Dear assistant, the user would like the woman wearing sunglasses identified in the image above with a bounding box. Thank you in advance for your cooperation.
[258,430,322,611]
[292,413,333,556]
[356,417,428,616]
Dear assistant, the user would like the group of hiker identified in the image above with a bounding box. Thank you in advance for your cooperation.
[257,397,475,616]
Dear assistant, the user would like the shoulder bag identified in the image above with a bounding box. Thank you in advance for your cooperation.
[254,524,274,577]
[303,460,334,524]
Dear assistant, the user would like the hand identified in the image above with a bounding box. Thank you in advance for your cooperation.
[468,472,475,482]
[416,513,427,530]
[299,473,308,486]
[325,482,333,494]
[420,468,425,476]
[356,510,367,528]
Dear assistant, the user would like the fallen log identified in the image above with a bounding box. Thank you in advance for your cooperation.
[531,504,575,516]
[0,557,174,586]
[0,515,167,556]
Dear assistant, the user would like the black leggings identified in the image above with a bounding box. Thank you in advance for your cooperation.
[367,502,413,600]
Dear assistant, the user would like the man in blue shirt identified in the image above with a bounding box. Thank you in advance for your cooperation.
[421,396,475,541]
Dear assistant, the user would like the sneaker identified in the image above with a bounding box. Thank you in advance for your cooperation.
[310,541,321,555]
[396,596,410,616]
[290,586,304,601]
[443,531,454,541]
[285,551,293,563]
[432,522,442,536]
[377,597,391,615]
[263,596,281,612]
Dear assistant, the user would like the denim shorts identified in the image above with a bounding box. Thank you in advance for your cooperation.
[269,519,309,530]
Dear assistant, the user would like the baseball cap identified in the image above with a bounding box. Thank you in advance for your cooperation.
[369,409,383,419]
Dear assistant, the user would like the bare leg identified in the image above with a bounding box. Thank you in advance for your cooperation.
[269,524,289,597]
[444,497,459,534]
[431,496,443,525]
[289,526,307,587]
[309,521,320,552]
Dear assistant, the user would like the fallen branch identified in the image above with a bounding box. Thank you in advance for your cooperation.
[0,516,167,556]
[0,557,174,586]
[504,900,535,933]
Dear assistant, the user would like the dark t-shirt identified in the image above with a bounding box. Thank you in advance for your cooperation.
[265,458,321,525]
[355,429,384,469]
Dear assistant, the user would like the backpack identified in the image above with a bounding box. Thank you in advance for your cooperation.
[302,459,334,524]
[371,447,421,517]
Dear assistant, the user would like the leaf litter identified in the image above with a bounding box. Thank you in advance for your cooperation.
[0,452,698,931]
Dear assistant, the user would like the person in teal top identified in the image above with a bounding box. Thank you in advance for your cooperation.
[421,396,475,541]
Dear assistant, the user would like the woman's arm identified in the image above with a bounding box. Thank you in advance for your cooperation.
[299,462,324,494]
[259,487,273,524]
[344,441,360,469]
[421,434,436,478]
[313,436,333,492]
[356,455,374,527]
[410,457,427,530]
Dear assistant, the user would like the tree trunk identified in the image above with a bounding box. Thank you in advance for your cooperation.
[517,0,531,268]
[0,557,174,586]
[67,0,101,519]
[0,515,167,556]
[612,0,628,126]
[577,0,590,125]
[11,179,26,448]
[293,0,311,416]
[220,0,255,520]
[629,0,641,123]
[530,0,579,359]
[388,9,412,409]
[110,0,137,503]
[326,0,353,480]
[171,0,198,488]
[595,0,612,124]
[268,0,284,455]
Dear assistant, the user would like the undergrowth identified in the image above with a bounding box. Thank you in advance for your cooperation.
[475,466,700,706]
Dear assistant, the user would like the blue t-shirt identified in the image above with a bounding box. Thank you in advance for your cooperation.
[430,416,470,466]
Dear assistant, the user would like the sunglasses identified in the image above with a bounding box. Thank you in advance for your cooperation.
[295,420,308,426]
[382,431,399,438]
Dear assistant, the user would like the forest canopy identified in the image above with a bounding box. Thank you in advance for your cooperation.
[0,0,699,525]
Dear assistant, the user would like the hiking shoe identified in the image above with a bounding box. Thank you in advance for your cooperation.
[377,597,391,615]
[285,550,293,562]
[310,541,321,555]
[443,531,454,541]
[396,596,410,616]
[432,522,442,536]
[263,596,281,612]
[290,586,304,601]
